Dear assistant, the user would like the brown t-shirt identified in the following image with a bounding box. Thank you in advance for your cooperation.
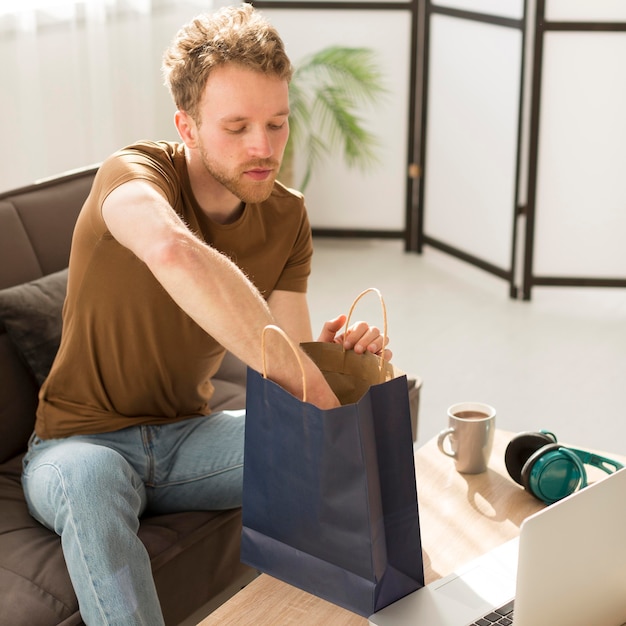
[35,141,313,439]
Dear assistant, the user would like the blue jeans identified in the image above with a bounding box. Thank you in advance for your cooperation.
[21,411,245,626]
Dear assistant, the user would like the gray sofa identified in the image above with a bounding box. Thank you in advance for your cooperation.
[0,165,421,626]
[0,166,253,626]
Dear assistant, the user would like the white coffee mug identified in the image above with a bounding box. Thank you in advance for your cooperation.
[437,402,496,474]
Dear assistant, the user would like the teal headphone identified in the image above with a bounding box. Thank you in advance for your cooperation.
[505,430,624,504]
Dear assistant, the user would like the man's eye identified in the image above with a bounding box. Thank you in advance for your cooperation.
[269,122,286,131]
[226,127,246,134]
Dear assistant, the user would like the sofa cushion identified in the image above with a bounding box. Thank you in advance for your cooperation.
[0,269,67,386]
[0,201,43,289]
[0,165,253,626]
[0,334,38,464]
[0,456,79,625]
[2,169,95,278]
[0,454,249,626]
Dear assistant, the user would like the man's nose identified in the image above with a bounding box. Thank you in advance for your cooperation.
[247,128,273,158]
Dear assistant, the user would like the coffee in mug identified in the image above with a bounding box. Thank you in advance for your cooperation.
[453,410,490,420]
[437,402,496,474]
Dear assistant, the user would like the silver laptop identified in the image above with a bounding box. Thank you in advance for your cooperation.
[369,468,626,626]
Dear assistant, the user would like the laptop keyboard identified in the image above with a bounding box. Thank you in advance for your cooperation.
[468,599,515,626]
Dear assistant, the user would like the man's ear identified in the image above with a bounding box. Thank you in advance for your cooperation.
[174,110,198,148]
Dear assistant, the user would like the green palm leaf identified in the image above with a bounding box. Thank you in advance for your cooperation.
[283,46,386,192]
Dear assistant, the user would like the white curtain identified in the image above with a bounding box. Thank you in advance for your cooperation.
[0,0,211,193]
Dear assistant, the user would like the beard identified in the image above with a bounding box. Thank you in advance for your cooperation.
[198,144,281,204]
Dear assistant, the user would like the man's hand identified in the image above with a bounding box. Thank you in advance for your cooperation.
[317,315,392,361]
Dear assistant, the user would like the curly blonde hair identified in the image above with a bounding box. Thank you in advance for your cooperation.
[162,4,293,122]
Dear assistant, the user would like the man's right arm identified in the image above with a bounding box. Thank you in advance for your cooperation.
[101,179,339,408]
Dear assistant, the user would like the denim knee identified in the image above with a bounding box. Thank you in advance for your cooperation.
[22,439,147,534]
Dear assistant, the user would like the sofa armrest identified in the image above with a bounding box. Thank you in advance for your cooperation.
[210,352,247,412]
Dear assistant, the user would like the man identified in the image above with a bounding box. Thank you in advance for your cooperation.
[21,4,389,625]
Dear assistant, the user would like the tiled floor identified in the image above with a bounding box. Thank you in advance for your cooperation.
[307,237,626,456]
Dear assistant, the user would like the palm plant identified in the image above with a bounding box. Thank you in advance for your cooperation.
[282,46,386,192]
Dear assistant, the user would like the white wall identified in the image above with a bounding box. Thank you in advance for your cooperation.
[0,2,204,193]
[0,2,413,235]
[261,7,412,231]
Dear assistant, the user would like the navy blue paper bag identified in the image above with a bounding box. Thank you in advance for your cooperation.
[241,294,424,617]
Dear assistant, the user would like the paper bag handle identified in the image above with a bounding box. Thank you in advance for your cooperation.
[261,324,307,402]
[344,287,387,373]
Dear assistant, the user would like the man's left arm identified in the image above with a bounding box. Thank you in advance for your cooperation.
[267,290,314,343]
[268,290,391,360]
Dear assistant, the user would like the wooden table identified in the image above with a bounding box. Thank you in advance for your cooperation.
[199,430,616,625]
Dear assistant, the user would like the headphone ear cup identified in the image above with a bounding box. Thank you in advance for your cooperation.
[505,431,555,485]
[522,444,584,504]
